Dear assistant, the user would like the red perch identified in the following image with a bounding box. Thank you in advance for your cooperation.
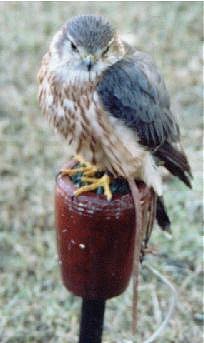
[55,161,155,301]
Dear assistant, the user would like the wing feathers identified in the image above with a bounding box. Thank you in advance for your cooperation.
[154,141,192,188]
[97,57,179,148]
[97,53,192,188]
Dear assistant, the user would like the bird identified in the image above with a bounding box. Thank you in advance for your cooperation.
[38,14,192,236]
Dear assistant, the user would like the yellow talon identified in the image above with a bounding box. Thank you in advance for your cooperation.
[60,155,98,177]
[102,175,112,201]
[74,174,112,201]
[81,176,99,182]
[60,156,112,200]
[84,166,98,176]
[60,165,97,177]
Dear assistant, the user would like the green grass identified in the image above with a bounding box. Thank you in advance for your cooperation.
[0,2,203,342]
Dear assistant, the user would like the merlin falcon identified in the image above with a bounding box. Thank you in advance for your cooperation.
[38,15,192,231]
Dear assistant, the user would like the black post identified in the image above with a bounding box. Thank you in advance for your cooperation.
[79,299,105,343]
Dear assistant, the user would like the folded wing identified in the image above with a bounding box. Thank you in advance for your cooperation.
[97,51,192,188]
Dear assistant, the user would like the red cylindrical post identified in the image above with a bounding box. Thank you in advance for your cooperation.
[55,162,154,300]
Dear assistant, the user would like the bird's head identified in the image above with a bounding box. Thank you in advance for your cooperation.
[48,15,126,83]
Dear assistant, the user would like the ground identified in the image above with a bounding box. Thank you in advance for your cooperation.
[0,2,203,342]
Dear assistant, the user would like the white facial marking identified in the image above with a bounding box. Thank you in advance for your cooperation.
[48,28,124,85]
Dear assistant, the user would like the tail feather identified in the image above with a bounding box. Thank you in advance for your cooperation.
[156,196,171,231]
[154,141,192,188]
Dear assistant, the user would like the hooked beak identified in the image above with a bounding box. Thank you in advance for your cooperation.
[83,55,95,71]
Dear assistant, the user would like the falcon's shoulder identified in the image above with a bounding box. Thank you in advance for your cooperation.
[97,50,179,148]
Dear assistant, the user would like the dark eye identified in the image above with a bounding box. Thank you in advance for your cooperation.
[102,46,110,56]
[71,41,78,52]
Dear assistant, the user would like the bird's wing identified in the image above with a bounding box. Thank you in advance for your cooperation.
[97,52,179,148]
[97,51,192,187]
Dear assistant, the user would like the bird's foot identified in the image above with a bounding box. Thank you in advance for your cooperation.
[75,174,112,201]
[60,155,98,178]
[60,155,112,200]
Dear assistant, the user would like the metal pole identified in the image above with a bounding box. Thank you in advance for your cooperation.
[79,299,105,343]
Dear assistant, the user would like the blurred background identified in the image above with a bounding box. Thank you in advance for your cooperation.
[0,2,203,342]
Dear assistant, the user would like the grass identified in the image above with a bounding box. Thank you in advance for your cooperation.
[0,2,203,342]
